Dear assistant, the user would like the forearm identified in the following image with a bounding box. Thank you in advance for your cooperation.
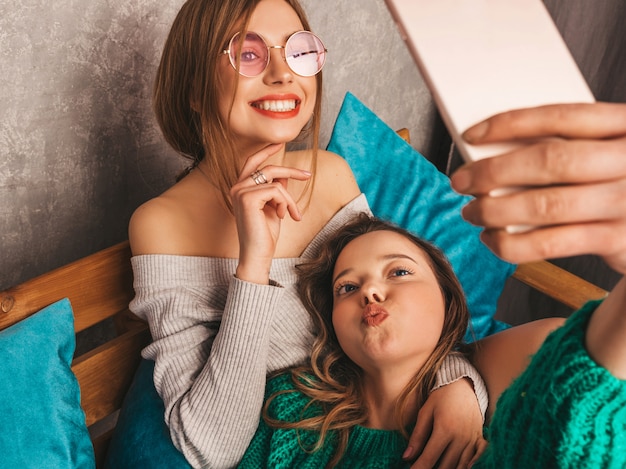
[136,274,284,468]
[586,275,626,379]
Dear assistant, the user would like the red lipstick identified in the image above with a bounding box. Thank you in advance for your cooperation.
[362,304,389,327]
[249,94,301,119]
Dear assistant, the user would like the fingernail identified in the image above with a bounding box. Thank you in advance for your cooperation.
[402,446,414,459]
[463,120,489,143]
[302,170,311,176]
[461,203,476,224]
[450,167,471,193]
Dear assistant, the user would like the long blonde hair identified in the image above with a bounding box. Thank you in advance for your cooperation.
[153,0,322,211]
[264,214,470,467]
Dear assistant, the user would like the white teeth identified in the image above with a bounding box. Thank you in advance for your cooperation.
[252,99,297,112]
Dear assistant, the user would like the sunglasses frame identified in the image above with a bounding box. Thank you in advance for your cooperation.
[222,30,327,77]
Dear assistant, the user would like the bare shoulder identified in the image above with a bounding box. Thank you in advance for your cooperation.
[469,317,564,422]
[314,149,360,201]
[316,148,355,175]
[128,193,185,256]
[129,172,236,257]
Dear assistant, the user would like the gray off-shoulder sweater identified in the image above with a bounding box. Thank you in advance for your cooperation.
[130,194,487,469]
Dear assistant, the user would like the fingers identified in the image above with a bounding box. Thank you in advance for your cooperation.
[457,174,626,268]
[461,179,626,230]
[450,127,626,271]
[231,156,312,223]
[469,439,488,468]
[245,165,312,188]
[409,436,449,469]
[404,408,432,462]
[237,143,285,182]
[436,439,481,469]
[233,178,303,222]
[463,102,626,144]
[410,433,481,469]
[451,137,626,195]
[407,384,484,469]
[479,221,626,270]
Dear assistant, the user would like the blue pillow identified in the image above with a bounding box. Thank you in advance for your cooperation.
[0,298,95,468]
[104,359,190,468]
[327,92,514,341]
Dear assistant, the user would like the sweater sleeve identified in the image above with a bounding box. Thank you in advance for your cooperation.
[131,256,285,469]
[475,299,626,469]
[432,352,489,422]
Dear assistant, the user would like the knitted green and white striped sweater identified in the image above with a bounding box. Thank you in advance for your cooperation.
[240,300,626,468]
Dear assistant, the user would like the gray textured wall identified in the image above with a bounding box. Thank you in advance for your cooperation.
[1,0,187,289]
[2,0,624,326]
[1,0,437,291]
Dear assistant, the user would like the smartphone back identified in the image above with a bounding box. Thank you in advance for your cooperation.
[384,0,595,162]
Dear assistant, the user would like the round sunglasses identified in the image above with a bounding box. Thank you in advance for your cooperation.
[222,30,327,77]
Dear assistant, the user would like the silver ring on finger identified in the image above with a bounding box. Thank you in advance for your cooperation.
[250,169,268,185]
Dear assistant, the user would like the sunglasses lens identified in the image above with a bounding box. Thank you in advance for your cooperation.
[285,31,326,76]
[229,32,269,77]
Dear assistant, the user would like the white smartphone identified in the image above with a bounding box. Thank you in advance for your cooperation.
[384,0,595,163]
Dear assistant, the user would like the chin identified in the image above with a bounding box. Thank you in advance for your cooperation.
[268,131,305,144]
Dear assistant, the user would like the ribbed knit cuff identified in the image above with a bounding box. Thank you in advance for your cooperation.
[432,352,489,422]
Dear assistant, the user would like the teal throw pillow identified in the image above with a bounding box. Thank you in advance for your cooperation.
[104,359,190,469]
[0,298,95,468]
[327,92,514,341]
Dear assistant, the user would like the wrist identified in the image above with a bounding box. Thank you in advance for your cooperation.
[235,261,271,285]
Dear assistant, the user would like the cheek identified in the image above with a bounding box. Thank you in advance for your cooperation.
[403,291,445,339]
[300,78,317,112]
[215,76,236,121]
[331,307,352,345]
[331,309,344,339]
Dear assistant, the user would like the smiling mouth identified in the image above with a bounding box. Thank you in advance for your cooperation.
[362,304,389,327]
[250,99,299,112]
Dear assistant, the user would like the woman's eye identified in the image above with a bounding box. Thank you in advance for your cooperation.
[391,268,412,277]
[240,50,261,62]
[336,283,357,296]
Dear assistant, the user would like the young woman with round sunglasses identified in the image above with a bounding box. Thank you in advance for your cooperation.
[128,1,489,467]
[240,214,626,468]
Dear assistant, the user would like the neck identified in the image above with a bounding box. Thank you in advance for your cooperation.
[362,368,419,430]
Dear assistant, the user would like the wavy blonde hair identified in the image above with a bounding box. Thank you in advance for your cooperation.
[264,214,470,467]
[153,0,322,212]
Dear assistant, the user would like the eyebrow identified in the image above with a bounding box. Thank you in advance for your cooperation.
[332,253,418,286]
[243,30,301,43]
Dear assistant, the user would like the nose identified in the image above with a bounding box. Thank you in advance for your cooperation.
[263,46,293,84]
[362,281,384,306]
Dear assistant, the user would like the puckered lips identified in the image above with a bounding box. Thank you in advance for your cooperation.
[362,304,389,327]
[250,94,301,119]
